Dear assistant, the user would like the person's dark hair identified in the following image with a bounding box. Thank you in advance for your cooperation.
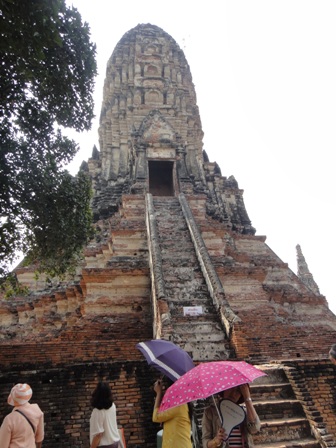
[91,382,114,409]
[187,402,193,421]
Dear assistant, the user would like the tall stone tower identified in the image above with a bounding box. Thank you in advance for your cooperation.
[1,24,336,448]
[85,24,253,235]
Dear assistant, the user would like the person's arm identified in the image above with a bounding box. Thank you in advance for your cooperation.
[152,380,167,423]
[0,416,11,448]
[90,408,104,448]
[240,384,261,433]
[35,410,44,448]
[201,407,226,448]
[153,380,163,410]
[152,381,184,424]
[207,428,225,448]
[90,432,103,448]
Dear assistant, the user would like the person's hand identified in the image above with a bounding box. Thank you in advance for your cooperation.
[239,383,250,401]
[154,379,163,395]
[214,427,226,446]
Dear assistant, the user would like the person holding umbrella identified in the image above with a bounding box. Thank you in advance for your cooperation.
[201,384,260,448]
[158,360,265,447]
[152,378,192,448]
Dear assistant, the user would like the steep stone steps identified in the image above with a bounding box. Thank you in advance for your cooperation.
[255,438,320,448]
[252,366,321,448]
[256,416,312,440]
[147,196,323,447]
[150,196,229,361]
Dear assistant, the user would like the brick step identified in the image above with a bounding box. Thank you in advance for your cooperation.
[254,399,305,420]
[159,240,195,247]
[163,282,207,291]
[163,286,210,296]
[162,270,206,280]
[166,293,214,302]
[155,210,183,217]
[172,331,227,345]
[160,251,196,259]
[251,383,295,401]
[254,417,312,444]
[161,255,196,262]
[164,285,209,295]
[168,321,223,331]
[169,299,216,308]
[254,438,320,448]
[156,214,183,220]
[159,237,192,245]
[252,367,290,385]
[170,315,224,325]
[163,278,207,288]
[183,343,228,362]
[153,199,180,205]
[156,214,185,221]
[159,235,193,243]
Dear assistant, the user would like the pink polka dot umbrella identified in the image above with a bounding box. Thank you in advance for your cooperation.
[159,360,266,412]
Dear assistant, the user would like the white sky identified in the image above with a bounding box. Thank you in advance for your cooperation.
[65,1,336,314]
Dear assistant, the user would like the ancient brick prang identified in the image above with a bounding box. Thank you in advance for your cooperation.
[88,24,254,234]
[1,23,336,448]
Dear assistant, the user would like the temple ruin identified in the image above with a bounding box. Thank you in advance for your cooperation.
[1,24,336,447]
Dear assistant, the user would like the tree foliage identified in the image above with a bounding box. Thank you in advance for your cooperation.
[0,0,97,277]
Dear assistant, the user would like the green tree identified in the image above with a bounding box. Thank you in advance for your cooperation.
[0,0,97,277]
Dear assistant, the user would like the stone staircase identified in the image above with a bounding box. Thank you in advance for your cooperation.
[147,196,324,447]
[251,365,321,448]
[191,365,322,448]
[151,196,230,361]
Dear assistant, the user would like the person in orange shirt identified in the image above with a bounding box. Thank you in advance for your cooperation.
[152,378,192,448]
[0,383,44,448]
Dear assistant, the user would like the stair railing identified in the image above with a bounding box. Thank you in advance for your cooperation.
[145,193,166,338]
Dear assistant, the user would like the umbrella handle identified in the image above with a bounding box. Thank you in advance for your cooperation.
[212,395,222,423]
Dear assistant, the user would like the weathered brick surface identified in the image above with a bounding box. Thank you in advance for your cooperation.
[283,360,336,443]
[0,362,159,448]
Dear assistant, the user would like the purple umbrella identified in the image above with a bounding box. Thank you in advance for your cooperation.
[136,339,195,382]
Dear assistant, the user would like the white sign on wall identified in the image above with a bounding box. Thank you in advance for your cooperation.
[183,306,203,316]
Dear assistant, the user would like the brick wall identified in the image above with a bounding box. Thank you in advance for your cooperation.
[0,361,160,448]
[283,359,336,443]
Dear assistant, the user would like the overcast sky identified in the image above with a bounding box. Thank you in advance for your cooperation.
[65,1,336,314]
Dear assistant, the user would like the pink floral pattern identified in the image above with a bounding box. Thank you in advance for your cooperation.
[159,361,266,412]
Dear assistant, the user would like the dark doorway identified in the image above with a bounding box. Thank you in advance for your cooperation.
[148,161,174,196]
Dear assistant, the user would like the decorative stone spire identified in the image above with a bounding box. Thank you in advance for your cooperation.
[296,244,320,295]
[87,23,255,235]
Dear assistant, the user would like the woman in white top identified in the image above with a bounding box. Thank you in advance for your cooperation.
[90,382,121,448]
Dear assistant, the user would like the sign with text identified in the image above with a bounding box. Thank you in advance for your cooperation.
[183,306,203,316]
